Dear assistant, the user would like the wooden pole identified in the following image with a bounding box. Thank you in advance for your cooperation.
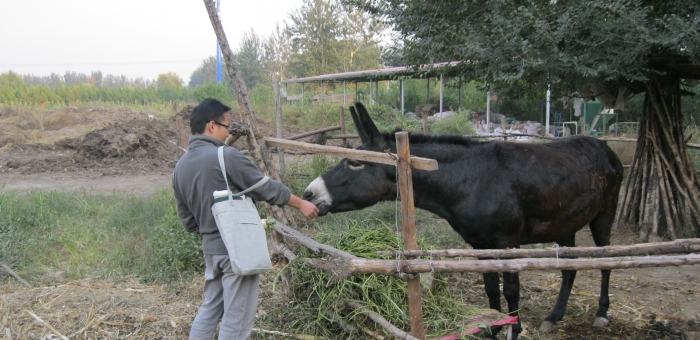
[347,302,421,340]
[203,0,297,233]
[395,131,425,339]
[501,115,507,141]
[176,117,187,156]
[458,80,462,110]
[326,134,360,139]
[269,218,358,259]
[377,239,700,259]
[340,106,347,148]
[270,77,290,291]
[265,137,439,171]
[307,254,700,277]
[285,126,341,141]
[0,262,31,288]
[273,77,285,179]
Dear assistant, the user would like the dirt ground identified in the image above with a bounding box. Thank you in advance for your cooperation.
[2,105,700,339]
[0,105,309,196]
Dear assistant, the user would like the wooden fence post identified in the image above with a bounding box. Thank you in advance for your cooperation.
[395,131,426,339]
[176,117,187,156]
[273,77,286,179]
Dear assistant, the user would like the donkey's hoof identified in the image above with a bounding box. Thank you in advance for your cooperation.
[539,321,556,333]
[593,317,609,327]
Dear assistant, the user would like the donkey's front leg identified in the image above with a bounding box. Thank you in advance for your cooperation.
[481,272,502,338]
[503,272,522,339]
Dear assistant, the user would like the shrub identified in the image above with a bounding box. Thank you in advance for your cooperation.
[429,109,476,135]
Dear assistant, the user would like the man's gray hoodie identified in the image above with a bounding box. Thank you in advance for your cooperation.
[172,134,291,255]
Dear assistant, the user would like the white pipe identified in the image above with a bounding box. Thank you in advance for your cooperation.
[400,79,404,114]
[546,84,551,136]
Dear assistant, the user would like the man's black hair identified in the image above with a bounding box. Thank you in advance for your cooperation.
[190,98,231,134]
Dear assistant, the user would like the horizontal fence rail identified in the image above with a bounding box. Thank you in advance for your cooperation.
[264,137,439,171]
[376,239,700,259]
[307,254,700,279]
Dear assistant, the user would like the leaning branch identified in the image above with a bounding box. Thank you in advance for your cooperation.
[269,218,358,259]
[1,262,31,288]
[346,302,420,340]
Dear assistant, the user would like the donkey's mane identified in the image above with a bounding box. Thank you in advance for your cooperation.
[383,129,483,147]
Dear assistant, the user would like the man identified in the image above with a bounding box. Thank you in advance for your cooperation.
[172,98,318,340]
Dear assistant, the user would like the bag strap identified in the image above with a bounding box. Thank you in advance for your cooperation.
[217,146,270,204]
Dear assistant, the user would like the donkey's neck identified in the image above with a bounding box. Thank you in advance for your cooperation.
[398,142,480,223]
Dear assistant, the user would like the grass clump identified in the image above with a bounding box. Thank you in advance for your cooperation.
[274,218,484,339]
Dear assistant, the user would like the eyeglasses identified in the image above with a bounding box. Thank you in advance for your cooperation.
[213,121,229,129]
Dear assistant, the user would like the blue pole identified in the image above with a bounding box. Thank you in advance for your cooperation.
[215,0,222,84]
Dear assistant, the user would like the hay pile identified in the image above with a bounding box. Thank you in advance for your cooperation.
[1,277,201,339]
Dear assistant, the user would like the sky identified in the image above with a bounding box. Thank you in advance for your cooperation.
[0,0,304,84]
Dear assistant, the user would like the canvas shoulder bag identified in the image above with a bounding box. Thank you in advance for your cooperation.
[211,146,273,276]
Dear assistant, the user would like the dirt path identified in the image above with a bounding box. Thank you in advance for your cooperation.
[0,172,172,196]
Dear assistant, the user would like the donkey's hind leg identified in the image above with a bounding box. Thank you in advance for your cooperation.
[540,235,577,333]
[589,209,615,328]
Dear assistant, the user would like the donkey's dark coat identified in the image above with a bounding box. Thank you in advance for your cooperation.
[303,103,624,338]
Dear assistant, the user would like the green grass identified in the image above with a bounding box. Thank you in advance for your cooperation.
[0,189,202,284]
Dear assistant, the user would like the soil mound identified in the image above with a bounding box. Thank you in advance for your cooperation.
[59,117,177,161]
[0,105,306,176]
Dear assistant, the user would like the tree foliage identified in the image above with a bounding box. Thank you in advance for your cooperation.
[188,57,223,88]
[350,0,699,102]
[287,0,383,78]
[236,29,268,89]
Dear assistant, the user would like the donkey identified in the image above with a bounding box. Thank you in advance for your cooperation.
[303,102,624,339]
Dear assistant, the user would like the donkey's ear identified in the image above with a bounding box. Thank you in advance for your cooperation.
[349,105,370,144]
[354,102,387,148]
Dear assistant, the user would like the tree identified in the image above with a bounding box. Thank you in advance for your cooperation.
[0,71,27,102]
[189,56,220,87]
[156,72,184,102]
[287,0,343,77]
[285,0,383,85]
[335,2,383,71]
[347,0,700,240]
[263,23,293,79]
[235,29,267,89]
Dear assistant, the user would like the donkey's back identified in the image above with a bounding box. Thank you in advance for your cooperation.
[442,136,623,248]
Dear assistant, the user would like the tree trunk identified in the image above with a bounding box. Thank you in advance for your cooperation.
[615,75,700,240]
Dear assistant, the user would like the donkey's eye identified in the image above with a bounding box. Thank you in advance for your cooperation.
[347,159,364,170]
